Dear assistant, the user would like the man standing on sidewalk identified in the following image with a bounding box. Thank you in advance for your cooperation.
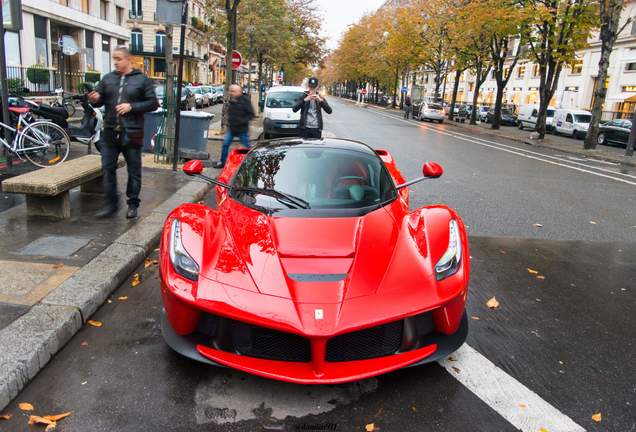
[404,95,413,119]
[89,46,158,219]
[293,77,332,139]
[214,84,254,168]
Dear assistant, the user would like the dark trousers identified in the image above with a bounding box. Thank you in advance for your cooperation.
[302,128,322,139]
[100,129,142,208]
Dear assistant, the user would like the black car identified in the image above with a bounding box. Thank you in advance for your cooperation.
[598,119,631,147]
[180,86,197,111]
[485,108,517,126]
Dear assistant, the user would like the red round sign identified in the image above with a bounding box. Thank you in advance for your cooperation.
[231,50,242,70]
[361,89,368,95]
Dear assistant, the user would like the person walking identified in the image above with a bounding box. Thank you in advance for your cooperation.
[88,46,158,219]
[214,84,254,168]
[293,77,332,139]
[404,95,412,119]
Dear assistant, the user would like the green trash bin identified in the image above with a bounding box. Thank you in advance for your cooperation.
[179,111,215,159]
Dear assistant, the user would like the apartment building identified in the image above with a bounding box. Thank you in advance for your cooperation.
[8,0,130,92]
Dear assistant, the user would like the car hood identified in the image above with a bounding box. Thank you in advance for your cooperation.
[266,108,300,121]
[197,202,435,306]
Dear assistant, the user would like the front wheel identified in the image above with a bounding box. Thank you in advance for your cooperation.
[597,133,606,146]
[19,121,70,167]
[518,122,524,130]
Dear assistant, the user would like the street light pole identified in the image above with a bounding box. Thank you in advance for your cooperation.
[0,4,11,168]
[172,0,187,171]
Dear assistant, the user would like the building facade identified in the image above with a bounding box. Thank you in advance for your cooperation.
[8,0,130,92]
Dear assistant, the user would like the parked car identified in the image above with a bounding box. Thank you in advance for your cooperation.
[418,101,445,123]
[553,109,591,139]
[477,106,490,122]
[485,108,518,126]
[180,86,196,111]
[155,84,165,108]
[262,85,306,139]
[189,86,209,108]
[597,119,631,147]
[201,86,217,104]
[517,105,556,131]
[214,85,225,102]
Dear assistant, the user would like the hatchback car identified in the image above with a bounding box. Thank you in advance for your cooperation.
[598,119,631,147]
[485,108,517,126]
[188,86,209,108]
[418,102,445,123]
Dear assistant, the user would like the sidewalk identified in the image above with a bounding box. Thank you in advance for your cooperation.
[0,165,214,410]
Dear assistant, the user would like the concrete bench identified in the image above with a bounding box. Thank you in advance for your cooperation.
[2,155,125,219]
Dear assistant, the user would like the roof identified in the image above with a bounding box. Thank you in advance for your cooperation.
[253,138,377,155]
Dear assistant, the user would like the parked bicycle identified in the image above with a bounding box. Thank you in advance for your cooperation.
[0,104,71,167]
[50,88,82,117]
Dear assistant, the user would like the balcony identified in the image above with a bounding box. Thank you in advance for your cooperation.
[130,44,144,54]
[129,10,143,20]
[154,45,166,55]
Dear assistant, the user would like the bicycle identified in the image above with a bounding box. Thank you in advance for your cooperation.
[0,105,71,167]
[51,89,81,117]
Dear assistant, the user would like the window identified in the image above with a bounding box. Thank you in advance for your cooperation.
[59,0,69,5]
[100,1,107,20]
[626,62,636,71]
[34,16,48,66]
[130,0,142,18]
[130,29,142,52]
[570,59,583,74]
[517,65,526,78]
[4,31,21,66]
[566,113,573,123]
[532,64,540,77]
[81,0,89,13]
[102,35,111,71]
[155,31,166,53]
[85,30,94,70]
[632,21,636,35]
[116,6,124,25]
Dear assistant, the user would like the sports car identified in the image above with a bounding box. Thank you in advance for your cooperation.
[159,137,470,384]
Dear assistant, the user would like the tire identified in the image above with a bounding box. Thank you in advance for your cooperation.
[64,101,76,117]
[263,133,271,140]
[20,121,70,167]
[518,122,524,130]
[438,120,444,124]
[597,132,606,146]
[572,130,578,139]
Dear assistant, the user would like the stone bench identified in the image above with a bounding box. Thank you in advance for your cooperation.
[2,155,125,219]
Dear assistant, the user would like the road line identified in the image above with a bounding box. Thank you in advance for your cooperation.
[363,107,636,186]
[440,345,586,432]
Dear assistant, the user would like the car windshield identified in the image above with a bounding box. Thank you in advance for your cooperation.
[155,86,164,98]
[231,146,397,212]
[547,110,555,118]
[190,87,202,94]
[502,109,513,115]
[266,91,305,108]
[574,114,591,123]
[429,103,443,110]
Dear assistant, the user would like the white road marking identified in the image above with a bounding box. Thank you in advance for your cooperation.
[363,107,636,186]
[440,345,585,432]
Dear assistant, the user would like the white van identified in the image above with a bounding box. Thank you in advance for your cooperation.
[553,109,592,139]
[262,86,306,139]
[517,105,556,131]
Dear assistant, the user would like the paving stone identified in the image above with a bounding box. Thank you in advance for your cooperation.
[16,235,92,258]
[114,212,166,253]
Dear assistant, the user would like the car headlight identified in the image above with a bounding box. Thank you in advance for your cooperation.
[169,218,199,281]
[435,219,462,281]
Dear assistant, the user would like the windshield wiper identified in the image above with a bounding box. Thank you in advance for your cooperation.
[232,186,311,209]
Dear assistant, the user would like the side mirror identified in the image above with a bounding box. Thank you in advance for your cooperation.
[422,161,443,178]
[183,159,203,176]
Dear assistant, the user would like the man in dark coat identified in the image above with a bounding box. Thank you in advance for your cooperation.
[214,84,254,168]
[88,46,158,219]
[292,77,332,139]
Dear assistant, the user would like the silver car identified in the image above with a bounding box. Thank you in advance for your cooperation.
[418,102,445,123]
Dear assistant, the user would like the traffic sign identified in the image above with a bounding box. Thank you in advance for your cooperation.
[361,88,368,95]
[401,86,408,93]
[231,50,242,70]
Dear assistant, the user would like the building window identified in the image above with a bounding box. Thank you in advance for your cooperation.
[155,31,166,53]
[81,0,90,14]
[4,31,21,66]
[565,86,579,92]
[532,64,540,78]
[34,16,48,66]
[632,21,636,35]
[503,68,510,79]
[100,1,107,20]
[517,65,526,78]
[570,59,583,74]
[626,62,636,71]
[130,0,142,18]
[623,85,636,92]
[131,29,142,53]
[85,30,95,70]
[59,0,69,5]
[116,6,124,25]
[102,35,111,71]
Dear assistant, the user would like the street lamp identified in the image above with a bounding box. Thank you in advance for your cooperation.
[246,24,255,93]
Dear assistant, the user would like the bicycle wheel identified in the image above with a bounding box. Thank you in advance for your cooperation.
[19,121,71,167]
[64,100,76,117]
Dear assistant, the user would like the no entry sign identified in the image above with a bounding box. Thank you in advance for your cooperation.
[361,88,368,95]
[231,50,242,70]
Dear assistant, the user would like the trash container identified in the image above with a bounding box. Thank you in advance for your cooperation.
[143,109,164,152]
[179,111,214,155]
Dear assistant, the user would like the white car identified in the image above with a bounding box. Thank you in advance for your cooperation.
[202,86,217,104]
[188,86,209,108]
[517,105,556,132]
[418,102,445,123]
[553,109,591,139]
[262,85,305,139]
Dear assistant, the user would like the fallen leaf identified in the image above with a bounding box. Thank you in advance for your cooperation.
[28,415,55,426]
[87,320,102,328]
[153,248,160,252]
[0,414,12,420]
[539,428,549,432]
[518,403,527,408]
[365,423,376,432]
[107,299,112,304]
[52,263,64,269]
[486,297,500,309]
[19,403,34,411]
[152,259,159,265]
[117,296,128,301]
[499,250,507,254]
[536,275,545,280]
[532,223,543,228]
[411,406,417,412]
[589,221,597,225]
[131,273,141,287]
[527,268,539,275]
[447,356,456,361]
[144,259,153,268]
[451,366,461,374]
[592,412,602,423]
[80,341,88,346]
[471,315,480,320]
[45,424,56,432]
[43,411,72,422]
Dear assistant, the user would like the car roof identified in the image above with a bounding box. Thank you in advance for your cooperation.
[252,137,378,155]
[267,86,305,93]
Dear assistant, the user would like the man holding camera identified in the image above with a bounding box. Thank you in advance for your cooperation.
[293,77,332,139]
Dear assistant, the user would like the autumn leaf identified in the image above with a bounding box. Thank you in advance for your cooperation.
[144,259,153,268]
[539,428,549,432]
[536,275,545,280]
[518,403,527,408]
[0,414,12,420]
[19,402,34,411]
[486,297,500,309]
[52,263,64,269]
[28,415,55,426]
[43,411,72,422]
[451,366,461,373]
[527,268,539,275]
[471,315,480,320]
[592,412,602,422]
[365,423,376,432]
[117,296,128,301]
[589,221,597,225]
[87,320,103,328]
[80,341,88,346]
[131,273,141,287]
[532,223,543,228]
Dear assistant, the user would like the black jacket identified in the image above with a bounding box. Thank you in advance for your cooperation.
[292,93,332,130]
[94,69,158,132]
[228,95,255,133]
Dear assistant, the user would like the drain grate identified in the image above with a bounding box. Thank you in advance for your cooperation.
[17,236,92,258]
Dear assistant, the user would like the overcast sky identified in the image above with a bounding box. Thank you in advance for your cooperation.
[315,0,386,50]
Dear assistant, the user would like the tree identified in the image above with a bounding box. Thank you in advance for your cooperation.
[523,0,597,138]
[584,0,631,149]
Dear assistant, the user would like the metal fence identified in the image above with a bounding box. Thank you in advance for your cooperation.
[5,66,101,96]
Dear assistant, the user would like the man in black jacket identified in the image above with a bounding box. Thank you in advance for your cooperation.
[292,77,332,139]
[89,46,158,218]
[214,84,254,168]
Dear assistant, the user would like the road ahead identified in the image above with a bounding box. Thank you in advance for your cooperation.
[2,98,634,432]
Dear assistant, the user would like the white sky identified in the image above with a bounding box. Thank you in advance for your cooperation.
[315,0,386,50]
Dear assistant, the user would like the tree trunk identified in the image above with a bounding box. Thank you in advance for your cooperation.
[492,83,504,130]
[448,69,461,121]
[392,66,399,109]
[470,63,482,125]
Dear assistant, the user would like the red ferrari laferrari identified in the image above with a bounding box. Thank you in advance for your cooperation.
[159,138,469,384]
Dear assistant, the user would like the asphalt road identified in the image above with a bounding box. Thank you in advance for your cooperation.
[2,98,634,432]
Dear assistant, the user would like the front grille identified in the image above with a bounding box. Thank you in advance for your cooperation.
[230,321,311,362]
[326,320,403,362]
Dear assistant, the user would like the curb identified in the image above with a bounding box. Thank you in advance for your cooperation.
[0,180,211,411]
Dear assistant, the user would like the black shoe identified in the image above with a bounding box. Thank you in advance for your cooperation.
[126,206,138,219]
[97,205,118,219]
[213,161,225,169]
